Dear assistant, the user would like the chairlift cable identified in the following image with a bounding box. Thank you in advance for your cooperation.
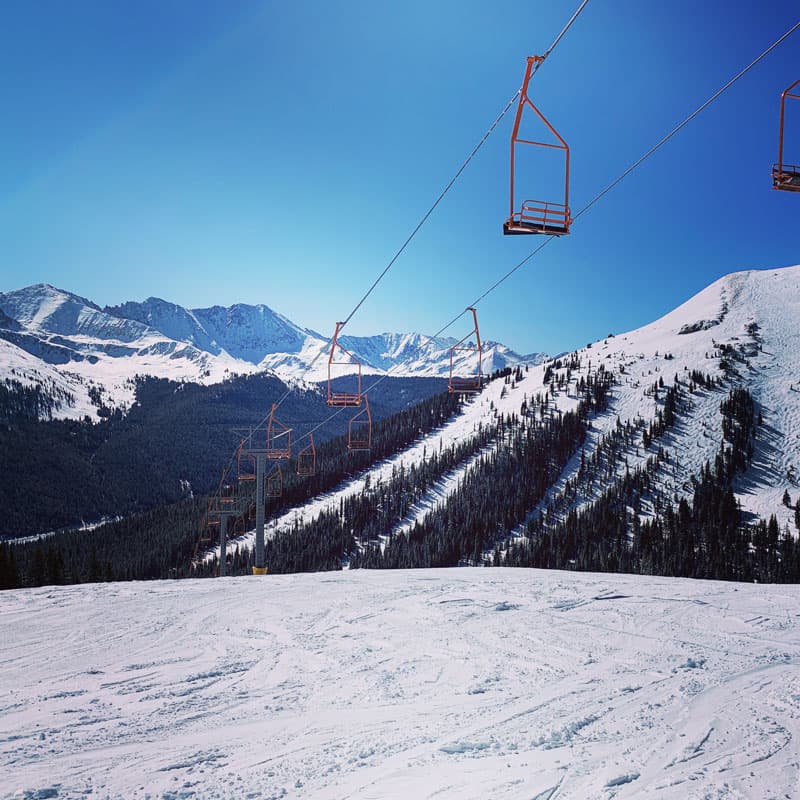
[294,16,800,445]
[575,18,800,221]
[541,0,590,62]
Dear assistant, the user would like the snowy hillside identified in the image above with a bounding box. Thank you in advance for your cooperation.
[211,264,800,565]
[540,264,800,532]
[3,568,799,800]
[0,285,539,420]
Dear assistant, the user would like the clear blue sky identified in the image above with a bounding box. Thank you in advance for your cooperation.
[1,1,798,355]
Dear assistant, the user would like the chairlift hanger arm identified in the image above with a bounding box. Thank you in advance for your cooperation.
[449,308,481,351]
[329,321,359,364]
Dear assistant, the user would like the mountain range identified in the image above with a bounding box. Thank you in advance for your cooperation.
[0,284,542,420]
[4,264,800,585]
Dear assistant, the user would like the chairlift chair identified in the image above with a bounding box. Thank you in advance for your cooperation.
[296,434,316,476]
[198,522,215,546]
[773,78,800,192]
[266,403,292,459]
[237,440,257,481]
[348,394,372,451]
[504,56,572,235]
[266,464,283,497]
[449,308,483,394]
[220,483,236,504]
[327,322,363,406]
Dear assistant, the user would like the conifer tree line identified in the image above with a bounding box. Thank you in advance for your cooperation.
[2,379,462,588]
[352,368,613,569]
[5,355,800,590]
[0,378,74,423]
[0,371,447,538]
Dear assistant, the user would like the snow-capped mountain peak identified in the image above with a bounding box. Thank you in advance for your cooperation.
[0,284,541,421]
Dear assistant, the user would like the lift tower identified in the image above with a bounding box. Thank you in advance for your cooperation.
[206,480,256,576]
[238,404,292,575]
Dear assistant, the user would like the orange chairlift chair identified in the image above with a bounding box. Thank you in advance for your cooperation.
[237,440,257,481]
[199,519,215,546]
[327,322,363,406]
[266,403,292,460]
[348,394,372,451]
[266,464,283,498]
[296,433,317,476]
[504,56,572,235]
[449,307,483,394]
[773,79,800,192]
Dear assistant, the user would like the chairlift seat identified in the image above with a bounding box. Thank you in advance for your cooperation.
[266,403,292,459]
[347,395,372,451]
[448,308,483,395]
[503,219,570,236]
[328,322,364,408]
[449,377,482,394]
[772,164,800,192]
[505,59,572,237]
[327,392,363,407]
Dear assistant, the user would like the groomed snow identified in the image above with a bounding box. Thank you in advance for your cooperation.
[2,568,799,800]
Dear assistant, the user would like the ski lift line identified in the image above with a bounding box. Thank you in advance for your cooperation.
[205,0,593,496]
[204,19,794,526]
[215,0,591,450]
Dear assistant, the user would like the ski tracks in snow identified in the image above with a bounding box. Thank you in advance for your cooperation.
[3,569,800,799]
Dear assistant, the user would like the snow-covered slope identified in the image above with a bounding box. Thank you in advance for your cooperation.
[0,284,539,419]
[218,265,800,560]
[536,264,800,531]
[2,569,799,800]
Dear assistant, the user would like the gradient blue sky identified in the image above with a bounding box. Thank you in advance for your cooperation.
[2,1,798,354]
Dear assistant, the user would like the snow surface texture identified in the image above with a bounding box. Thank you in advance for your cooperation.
[211,265,800,563]
[0,285,540,420]
[2,569,800,799]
